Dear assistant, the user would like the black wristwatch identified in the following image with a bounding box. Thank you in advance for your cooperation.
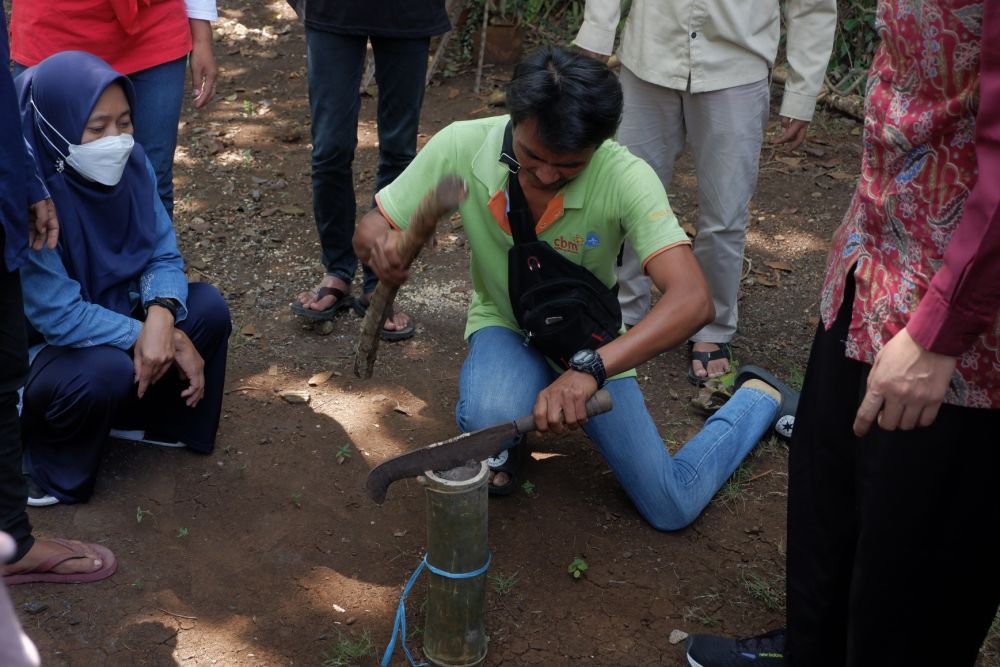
[144,297,179,322]
[568,349,607,388]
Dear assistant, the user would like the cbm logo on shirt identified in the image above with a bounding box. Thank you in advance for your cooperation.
[553,232,600,254]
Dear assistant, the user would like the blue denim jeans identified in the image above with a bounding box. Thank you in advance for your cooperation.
[305,28,429,293]
[456,327,778,530]
[13,56,186,218]
[128,56,186,219]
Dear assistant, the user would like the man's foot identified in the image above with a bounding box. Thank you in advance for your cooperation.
[353,293,415,341]
[734,366,800,440]
[2,538,117,585]
[485,438,526,496]
[291,275,354,320]
[689,342,732,384]
[685,629,785,667]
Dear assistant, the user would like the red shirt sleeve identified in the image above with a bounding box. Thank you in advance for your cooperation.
[908,1,1000,356]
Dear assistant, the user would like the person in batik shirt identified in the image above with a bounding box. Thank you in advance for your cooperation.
[684,1,1000,665]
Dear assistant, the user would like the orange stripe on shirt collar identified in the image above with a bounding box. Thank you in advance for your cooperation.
[489,190,565,236]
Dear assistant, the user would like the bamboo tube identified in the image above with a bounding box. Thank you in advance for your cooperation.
[421,461,489,667]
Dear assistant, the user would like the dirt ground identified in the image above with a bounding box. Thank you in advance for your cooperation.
[9,1,1000,666]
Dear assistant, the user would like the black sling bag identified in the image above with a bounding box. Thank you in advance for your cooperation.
[501,122,622,368]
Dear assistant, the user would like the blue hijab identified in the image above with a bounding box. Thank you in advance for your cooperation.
[16,51,156,316]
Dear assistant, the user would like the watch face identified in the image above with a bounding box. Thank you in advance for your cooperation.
[572,349,595,365]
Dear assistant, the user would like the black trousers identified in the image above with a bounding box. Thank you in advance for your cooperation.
[786,274,1000,666]
[0,259,33,564]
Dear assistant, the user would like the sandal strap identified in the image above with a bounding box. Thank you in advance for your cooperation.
[17,538,87,575]
[315,286,348,301]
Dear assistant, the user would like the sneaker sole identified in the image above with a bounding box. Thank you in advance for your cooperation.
[27,495,59,507]
[686,656,706,667]
[109,429,186,448]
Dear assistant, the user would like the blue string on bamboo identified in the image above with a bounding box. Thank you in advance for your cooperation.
[380,552,492,667]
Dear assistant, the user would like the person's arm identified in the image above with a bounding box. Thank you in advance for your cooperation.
[23,139,59,251]
[21,249,141,350]
[853,4,1000,436]
[572,0,621,58]
[139,161,189,322]
[774,0,838,150]
[186,1,218,109]
[532,245,713,432]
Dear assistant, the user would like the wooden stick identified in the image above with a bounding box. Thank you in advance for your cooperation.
[473,0,489,95]
[353,175,467,379]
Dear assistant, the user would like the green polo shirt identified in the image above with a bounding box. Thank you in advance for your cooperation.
[377,115,689,345]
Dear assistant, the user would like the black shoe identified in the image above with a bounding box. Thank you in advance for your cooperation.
[685,629,786,667]
[25,474,59,507]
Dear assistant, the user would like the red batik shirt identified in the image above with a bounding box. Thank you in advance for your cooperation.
[821,0,1000,409]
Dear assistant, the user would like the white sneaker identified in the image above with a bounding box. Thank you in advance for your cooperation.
[25,475,59,507]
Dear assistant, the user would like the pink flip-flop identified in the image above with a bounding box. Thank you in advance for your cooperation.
[3,538,117,585]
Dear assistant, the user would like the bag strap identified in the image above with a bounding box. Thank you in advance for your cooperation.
[500,121,538,245]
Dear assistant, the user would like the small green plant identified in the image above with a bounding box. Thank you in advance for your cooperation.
[238,462,248,477]
[740,569,784,612]
[788,365,805,391]
[177,527,189,538]
[131,578,142,590]
[136,507,154,524]
[567,556,588,580]
[319,628,375,667]
[683,606,719,628]
[489,570,520,596]
[335,443,352,464]
[240,148,254,168]
[521,479,535,496]
[715,462,753,512]
[291,492,302,508]
[242,99,254,116]
[223,443,232,455]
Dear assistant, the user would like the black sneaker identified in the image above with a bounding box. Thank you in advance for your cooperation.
[25,474,59,507]
[685,629,786,667]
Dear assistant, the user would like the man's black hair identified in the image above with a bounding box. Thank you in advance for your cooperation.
[506,45,623,154]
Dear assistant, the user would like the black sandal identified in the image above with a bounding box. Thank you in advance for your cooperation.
[290,285,354,321]
[352,294,416,342]
[688,342,732,386]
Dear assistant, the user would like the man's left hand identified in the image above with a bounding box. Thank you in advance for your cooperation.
[533,371,598,434]
[773,117,809,151]
[28,198,59,250]
[853,328,958,437]
[189,19,218,109]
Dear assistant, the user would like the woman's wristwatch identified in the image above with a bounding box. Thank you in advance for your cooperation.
[144,297,179,322]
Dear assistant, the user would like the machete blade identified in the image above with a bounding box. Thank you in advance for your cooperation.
[365,420,521,504]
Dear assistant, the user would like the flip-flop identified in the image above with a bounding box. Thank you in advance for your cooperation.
[733,365,800,440]
[353,295,416,342]
[290,285,354,321]
[3,538,117,585]
[688,342,732,386]
[485,435,527,496]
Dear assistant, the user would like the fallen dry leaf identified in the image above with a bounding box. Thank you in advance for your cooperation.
[267,364,278,376]
[393,404,411,416]
[308,370,334,386]
[279,390,310,404]
[827,170,857,181]
[240,323,257,337]
[765,261,794,272]
[681,222,698,238]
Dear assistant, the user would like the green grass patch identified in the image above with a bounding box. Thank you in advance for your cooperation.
[320,629,375,667]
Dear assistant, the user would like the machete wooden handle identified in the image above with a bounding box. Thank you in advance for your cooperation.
[512,388,614,433]
[354,175,468,379]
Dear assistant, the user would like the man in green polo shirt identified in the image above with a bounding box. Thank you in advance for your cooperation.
[354,46,795,529]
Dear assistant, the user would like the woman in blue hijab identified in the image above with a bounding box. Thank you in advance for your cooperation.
[15,51,232,506]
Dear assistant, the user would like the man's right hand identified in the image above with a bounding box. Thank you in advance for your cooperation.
[366,226,410,287]
[133,308,176,398]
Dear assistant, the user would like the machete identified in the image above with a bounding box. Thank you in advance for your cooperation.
[365,389,613,504]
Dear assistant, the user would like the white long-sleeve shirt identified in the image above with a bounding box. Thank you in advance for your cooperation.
[185,0,218,21]
[574,0,837,121]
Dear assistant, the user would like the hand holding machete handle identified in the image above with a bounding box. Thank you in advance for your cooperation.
[354,175,468,379]
[365,389,614,504]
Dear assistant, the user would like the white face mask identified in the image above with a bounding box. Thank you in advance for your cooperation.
[31,97,135,186]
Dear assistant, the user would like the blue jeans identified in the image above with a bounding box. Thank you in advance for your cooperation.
[305,28,429,293]
[456,327,778,530]
[128,56,187,219]
[13,56,186,218]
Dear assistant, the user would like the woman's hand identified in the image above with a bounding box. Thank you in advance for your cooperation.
[28,198,59,250]
[172,329,205,407]
[189,19,218,109]
[533,370,598,434]
[133,308,176,397]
